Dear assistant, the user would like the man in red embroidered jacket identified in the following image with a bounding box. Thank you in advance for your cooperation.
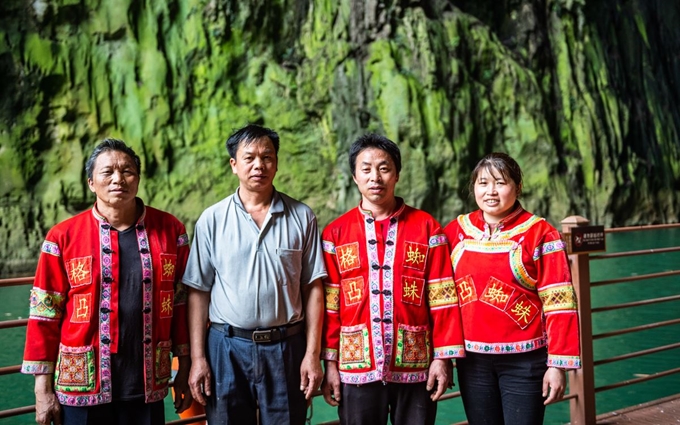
[320,134,465,425]
[22,139,192,425]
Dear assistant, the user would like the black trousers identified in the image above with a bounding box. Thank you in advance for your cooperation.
[457,348,548,425]
[337,381,436,425]
[61,399,165,425]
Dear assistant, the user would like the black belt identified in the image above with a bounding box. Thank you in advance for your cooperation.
[210,321,305,343]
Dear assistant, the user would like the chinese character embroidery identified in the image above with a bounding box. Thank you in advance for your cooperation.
[455,275,478,306]
[159,291,174,318]
[403,242,428,271]
[66,257,92,287]
[341,277,364,306]
[336,243,360,273]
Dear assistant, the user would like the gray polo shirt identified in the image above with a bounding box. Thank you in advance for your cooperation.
[182,188,327,329]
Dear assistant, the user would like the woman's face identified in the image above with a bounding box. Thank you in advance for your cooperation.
[473,166,519,224]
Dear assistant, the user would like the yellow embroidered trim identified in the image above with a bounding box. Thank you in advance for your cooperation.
[325,286,340,311]
[428,278,458,307]
[539,284,578,312]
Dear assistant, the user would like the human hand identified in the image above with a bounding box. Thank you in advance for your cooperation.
[542,367,566,405]
[426,359,450,401]
[188,357,212,406]
[173,356,194,413]
[299,351,323,400]
[321,361,341,406]
[35,379,61,425]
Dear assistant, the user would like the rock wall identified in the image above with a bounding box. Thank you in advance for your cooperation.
[1,0,679,274]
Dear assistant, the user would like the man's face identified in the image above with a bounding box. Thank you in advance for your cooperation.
[230,137,278,193]
[87,150,140,210]
[353,147,399,211]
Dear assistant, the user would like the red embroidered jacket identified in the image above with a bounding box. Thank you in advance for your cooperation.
[443,206,581,369]
[321,201,465,384]
[21,201,190,406]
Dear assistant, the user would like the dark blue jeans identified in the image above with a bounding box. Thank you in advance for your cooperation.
[61,399,164,425]
[205,325,307,425]
[457,348,548,425]
[338,381,436,425]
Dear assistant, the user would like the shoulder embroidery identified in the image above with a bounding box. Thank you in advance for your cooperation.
[459,214,485,240]
[41,241,61,257]
[323,240,336,254]
[428,234,447,247]
[177,233,190,247]
[533,239,567,261]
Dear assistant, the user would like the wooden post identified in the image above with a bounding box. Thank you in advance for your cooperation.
[561,216,597,425]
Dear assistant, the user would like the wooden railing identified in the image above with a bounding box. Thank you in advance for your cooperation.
[561,217,680,425]
[1,218,679,424]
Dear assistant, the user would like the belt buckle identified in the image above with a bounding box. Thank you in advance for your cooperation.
[252,329,272,343]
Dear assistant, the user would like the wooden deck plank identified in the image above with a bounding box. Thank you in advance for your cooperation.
[594,394,680,424]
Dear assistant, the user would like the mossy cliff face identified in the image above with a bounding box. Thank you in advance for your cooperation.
[1,0,679,273]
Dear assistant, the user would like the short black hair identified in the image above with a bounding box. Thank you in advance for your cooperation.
[225,124,280,158]
[85,138,141,180]
[348,134,402,176]
[469,152,524,196]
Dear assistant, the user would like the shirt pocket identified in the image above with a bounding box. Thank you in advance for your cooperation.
[274,248,302,286]
[54,343,96,392]
[394,324,430,368]
[339,324,372,370]
[155,340,172,385]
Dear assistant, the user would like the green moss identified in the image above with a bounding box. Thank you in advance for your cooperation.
[0,144,26,196]
[24,33,56,72]
[0,0,679,270]
[366,40,411,140]
[633,14,650,49]
[88,0,131,36]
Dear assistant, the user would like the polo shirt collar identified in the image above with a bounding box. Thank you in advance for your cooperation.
[233,187,284,215]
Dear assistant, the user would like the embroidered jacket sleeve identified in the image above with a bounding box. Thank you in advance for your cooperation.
[534,227,581,368]
[22,228,69,374]
[170,221,191,357]
[320,225,342,362]
[425,223,465,359]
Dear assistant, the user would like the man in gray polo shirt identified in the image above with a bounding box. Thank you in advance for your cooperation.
[182,124,327,424]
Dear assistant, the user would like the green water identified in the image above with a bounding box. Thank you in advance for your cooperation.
[2,229,679,424]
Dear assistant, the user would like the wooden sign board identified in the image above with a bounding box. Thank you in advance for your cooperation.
[566,225,606,254]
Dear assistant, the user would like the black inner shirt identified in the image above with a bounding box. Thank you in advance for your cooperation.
[111,225,144,400]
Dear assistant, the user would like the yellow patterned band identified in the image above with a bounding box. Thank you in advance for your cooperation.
[29,288,66,320]
[325,286,340,311]
[428,278,459,307]
[539,284,578,312]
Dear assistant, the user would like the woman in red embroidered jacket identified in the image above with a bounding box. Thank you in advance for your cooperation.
[443,153,581,425]
[22,139,193,425]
